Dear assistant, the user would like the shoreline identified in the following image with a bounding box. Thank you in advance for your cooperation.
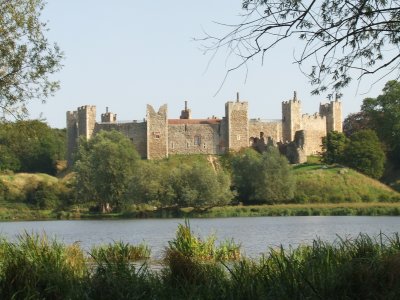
[1,202,400,221]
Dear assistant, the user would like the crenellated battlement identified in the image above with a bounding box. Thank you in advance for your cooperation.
[301,113,325,120]
[66,91,342,166]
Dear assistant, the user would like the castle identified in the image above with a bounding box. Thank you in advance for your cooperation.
[66,92,342,165]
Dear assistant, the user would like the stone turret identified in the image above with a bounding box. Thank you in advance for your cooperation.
[225,92,249,151]
[101,107,117,123]
[77,105,97,140]
[146,104,168,159]
[282,91,302,142]
[319,95,342,133]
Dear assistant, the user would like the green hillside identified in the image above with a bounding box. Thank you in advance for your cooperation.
[292,164,400,203]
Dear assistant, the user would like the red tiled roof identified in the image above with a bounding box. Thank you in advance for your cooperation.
[168,119,221,125]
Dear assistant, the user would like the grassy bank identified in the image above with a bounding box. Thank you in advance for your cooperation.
[293,163,399,202]
[3,202,400,221]
[1,163,400,220]
[0,223,400,299]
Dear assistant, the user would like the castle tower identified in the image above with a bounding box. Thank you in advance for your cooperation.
[282,91,302,142]
[66,111,78,167]
[101,107,117,123]
[319,96,342,133]
[225,92,249,151]
[77,105,97,140]
[180,101,192,119]
[146,104,168,159]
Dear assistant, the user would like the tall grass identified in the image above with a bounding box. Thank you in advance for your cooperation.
[90,241,151,263]
[0,227,399,298]
[0,232,87,299]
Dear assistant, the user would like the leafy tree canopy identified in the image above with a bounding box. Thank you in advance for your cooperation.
[254,147,295,203]
[231,148,262,203]
[0,120,65,174]
[343,112,371,137]
[168,163,234,209]
[231,147,294,204]
[202,0,400,95]
[344,129,386,178]
[322,131,348,164]
[127,157,234,209]
[74,130,140,211]
[0,0,63,118]
[362,80,400,165]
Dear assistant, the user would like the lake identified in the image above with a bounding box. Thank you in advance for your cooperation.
[0,216,399,258]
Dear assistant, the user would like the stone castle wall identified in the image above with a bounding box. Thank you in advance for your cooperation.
[77,105,96,140]
[168,121,224,155]
[301,114,327,155]
[226,101,249,151]
[94,122,147,158]
[66,94,342,165]
[249,119,282,143]
[282,99,301,142]
[146,104,168,159]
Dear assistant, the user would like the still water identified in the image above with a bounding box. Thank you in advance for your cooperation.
[0,216,399,258]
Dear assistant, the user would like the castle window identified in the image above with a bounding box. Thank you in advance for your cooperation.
[171,142,174,149]
[187,142,189,148]
[194,135,201,146]
[153,131,160,139]
[237,134,241,141]
[203,143,206,149]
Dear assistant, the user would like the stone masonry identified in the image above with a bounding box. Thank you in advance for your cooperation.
[66,92,342,165]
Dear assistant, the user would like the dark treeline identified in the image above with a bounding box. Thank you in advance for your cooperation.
[0,120,66,175]
[340,80,400,182]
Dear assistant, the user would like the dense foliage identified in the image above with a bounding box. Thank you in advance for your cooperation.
[128,159,234,209]
[362,80,400,166]
[321,128,386,179]
[0,0,63,117]
[321,131,348,164]
[231,147,295,204]
[74,130,140,212]
[0,120,66,175]
[343,111,371,137]
[344,130,386,179]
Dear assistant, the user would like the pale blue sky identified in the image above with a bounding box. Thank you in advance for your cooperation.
[27,0,393,128]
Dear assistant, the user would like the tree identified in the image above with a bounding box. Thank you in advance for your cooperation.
[231,147,294,203]
[0,0,63,117]
[202,0,400,95]
[253,147,295,203]
[231,148,262,203]
[0,120,65,174]
[74,130,140,212]
[343,112,371,137]
[344,129,386,178]
[321,131,348,164]
[361,80,400,166]
[168,163,234,209]
[127,162,175,207]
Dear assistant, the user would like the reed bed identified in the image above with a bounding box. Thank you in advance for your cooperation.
[0,224,399,299]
